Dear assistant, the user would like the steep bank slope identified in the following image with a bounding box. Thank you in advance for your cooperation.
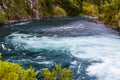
[0,0,120,30]
[0,0,42,24]
[0,0,82,24]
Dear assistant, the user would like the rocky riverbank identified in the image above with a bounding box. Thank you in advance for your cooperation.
[0,0,84,25]
[0,0,42,24]
[0,0,120,30]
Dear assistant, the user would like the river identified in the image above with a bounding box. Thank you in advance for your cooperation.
[0,17,120,80]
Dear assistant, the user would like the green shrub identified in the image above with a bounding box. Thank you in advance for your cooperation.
[43,65,73,80]
[56,0,82,16]
[0,53,73,80]
[0,10,7,24]
[4,0,31,20]
[0,53,38,80]
[53,6,67,17]
[99,0,120,27]
[82,1,98,16]
[39,0,54,17]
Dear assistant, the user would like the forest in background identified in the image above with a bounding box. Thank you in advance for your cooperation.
[0,0,120,29]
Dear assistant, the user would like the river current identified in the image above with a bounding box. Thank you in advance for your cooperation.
[0,18,120,80]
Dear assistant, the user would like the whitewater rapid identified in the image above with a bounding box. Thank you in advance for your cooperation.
[1,17,120,80]
[4,32,120,80]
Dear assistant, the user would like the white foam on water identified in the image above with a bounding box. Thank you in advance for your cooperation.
[14,21,30,26]
[5,33,120,80]
[87,57,120,80]
[37,61,53,64]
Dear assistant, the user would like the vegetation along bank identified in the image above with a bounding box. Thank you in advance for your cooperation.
[0,0,120,30]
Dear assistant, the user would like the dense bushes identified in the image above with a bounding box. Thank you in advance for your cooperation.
[56,0,82,16]
[82,0,120,28]
[43,65,73,80]
[99,0,120,27]
[0,54,38,80]
[0,53,73,80]
[4,0,32,20]
[39,0,54,17]
[39,0,82,17]
[0,9,7,23]
[0,0,36,22]
[53,6,67,17]
[82,1,98,16]
[0,0,120,28]
[0,0,83,22]
[98,0,120,28]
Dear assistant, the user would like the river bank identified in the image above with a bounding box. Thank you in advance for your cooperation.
[0,0,120,31]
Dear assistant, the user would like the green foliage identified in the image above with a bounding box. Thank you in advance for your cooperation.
[82,1,98,16]
[0,0,120,28]
[56,0,82,16]
[0,53,73,80]
[99,0,120,27]
[39,0,54,17]
[53,6,67,17]
[43,64,73,80]
[2,0,32,20]
[0,53,2,59]
[82,0,120,27]
[0,53,38,80]
[0,9,7,23]
[39,0,83,17]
